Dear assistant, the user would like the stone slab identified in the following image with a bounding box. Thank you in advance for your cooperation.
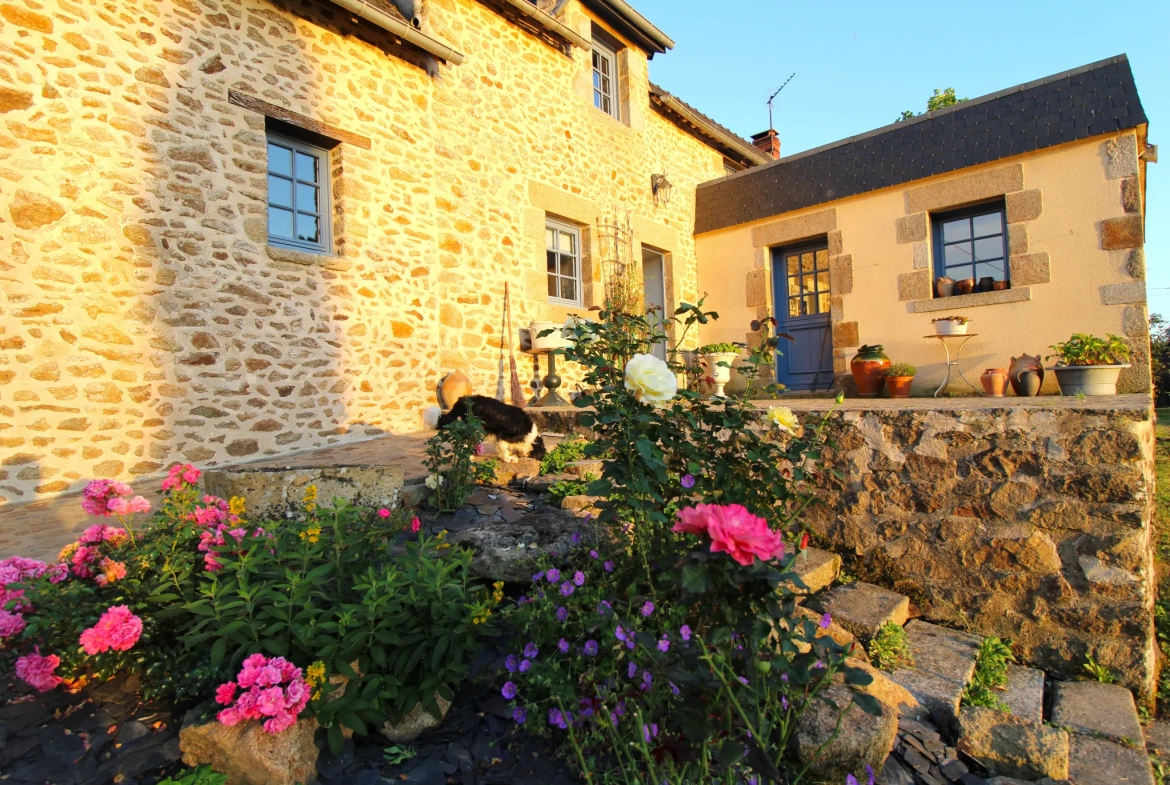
[1050,681,1143,744]
[1145,720,1170,770]
[805,581,909,641]
[890,621,981,719]
[204,464,404,521]
[957,705,1070,781]
[1000,664,1044,723]
[782,547,841,595]
[564,459,603,477]
[1068,733,1155,785]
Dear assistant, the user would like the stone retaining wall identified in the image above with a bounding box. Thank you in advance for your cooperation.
[801,401,1157,700]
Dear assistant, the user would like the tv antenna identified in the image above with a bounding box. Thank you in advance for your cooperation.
[767,73,796,131]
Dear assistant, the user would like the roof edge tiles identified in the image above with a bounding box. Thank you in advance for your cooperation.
[649,83,771,168]
[694,54,1149,235]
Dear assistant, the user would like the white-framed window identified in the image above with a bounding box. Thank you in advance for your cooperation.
[266,132,331,254]
[591,41,619,120]
[546,220,582,305]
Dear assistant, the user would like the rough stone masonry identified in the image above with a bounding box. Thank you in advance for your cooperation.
[800,398,1157,700]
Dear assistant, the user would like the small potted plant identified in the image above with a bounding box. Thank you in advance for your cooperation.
[884,363,916,398]
[932,316,971,336]
[697,342,742,397]
[1047,333,1132,396]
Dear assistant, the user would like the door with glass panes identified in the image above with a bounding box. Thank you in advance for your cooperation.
[771,242,833,391]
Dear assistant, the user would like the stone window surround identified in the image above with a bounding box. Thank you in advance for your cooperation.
[895,163,1049,308]
[229,91,370,271]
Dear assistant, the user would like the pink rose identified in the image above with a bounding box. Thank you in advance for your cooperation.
[256,686,287,716]
[673,504,786,567]
[0,609,27,638]
[79,605,143,654]
[216,707,241,726]
[15,649,61,692]
[377,508,391,518]
[262,710,297,735]
[215,681,238,705]
[672,505,713,536]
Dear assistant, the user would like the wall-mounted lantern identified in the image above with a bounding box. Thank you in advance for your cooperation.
[651,172,673,207]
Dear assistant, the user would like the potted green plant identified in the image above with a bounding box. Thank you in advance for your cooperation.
[1046,333,1132,396]
[697,342,742,397]
[884,363,916,398]
[932,315,971,336]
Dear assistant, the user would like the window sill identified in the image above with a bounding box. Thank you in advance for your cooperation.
[911,286,1031,313]
[266,244,351,272]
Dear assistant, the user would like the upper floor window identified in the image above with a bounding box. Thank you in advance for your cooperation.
[546,220,582,305]
[592,42,619,120]
[932,202,1008,291]
[267,132,331,254]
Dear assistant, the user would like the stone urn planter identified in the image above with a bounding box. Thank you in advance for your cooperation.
[529,320,571,351]
[1050,364,1130,396]
[699,351,740,397]
[932,316,971,336]
[850,345,890,398]
[179,709,319,785]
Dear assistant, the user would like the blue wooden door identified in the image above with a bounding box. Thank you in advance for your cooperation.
[772,243,833,391]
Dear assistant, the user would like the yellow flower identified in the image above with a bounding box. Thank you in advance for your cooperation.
[298,525,321,544]
[302,484,318,513]
[492,581,504,603]
[229,496,247,516]
[58,542,78,563]
[765,406,799,434]
[306,661,326,688]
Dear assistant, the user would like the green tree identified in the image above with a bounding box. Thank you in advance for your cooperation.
[1151,313,1170,407]
[898,87,968,122]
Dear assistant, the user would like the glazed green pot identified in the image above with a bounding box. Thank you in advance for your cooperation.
[851,345,890,397]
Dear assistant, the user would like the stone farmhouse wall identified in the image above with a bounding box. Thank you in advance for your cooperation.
[0,0,728,503]
[801,401,1157,700]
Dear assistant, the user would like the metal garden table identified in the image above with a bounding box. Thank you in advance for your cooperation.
[925,333,981,397]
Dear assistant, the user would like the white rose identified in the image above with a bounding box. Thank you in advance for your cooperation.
[765,406,799,433]
[425,474,444,490]
[624,353,677,406]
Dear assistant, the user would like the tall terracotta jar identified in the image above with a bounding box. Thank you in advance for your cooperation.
[851,345,890,397]
[980,368,1009,397]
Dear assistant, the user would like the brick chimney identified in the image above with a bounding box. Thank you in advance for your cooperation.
[751,129,781,160]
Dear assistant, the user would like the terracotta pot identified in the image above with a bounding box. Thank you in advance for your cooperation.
[440,370,473,408]
[993,280,1011,291]
[935,277,956,298]
[885,376,914,399]
[850,345,890,397]
[956,278,976,295]
[980,368,1009,397]
[977,276,996,293]
[1008,354,1044,397]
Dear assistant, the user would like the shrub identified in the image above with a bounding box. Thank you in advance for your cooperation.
[1048,333,1131,366]
[539,438,590,475]
[962,636,1013,710]
[884,363,916,378]
[424,406,485,511]
[868,622,914,671]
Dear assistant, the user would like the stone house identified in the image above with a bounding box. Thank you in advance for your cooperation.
[694,56,1154,397]
[0,0,768,504]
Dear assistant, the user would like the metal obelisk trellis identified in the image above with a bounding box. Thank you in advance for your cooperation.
[595,211,641,316]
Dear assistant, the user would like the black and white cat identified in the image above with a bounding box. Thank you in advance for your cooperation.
[423,395,547,464]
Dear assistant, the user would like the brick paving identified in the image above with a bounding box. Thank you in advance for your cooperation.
[0,394,1151,562]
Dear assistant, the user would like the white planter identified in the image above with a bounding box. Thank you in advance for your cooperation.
[701,352,740,397]
[529,320,571,351]
[933,320,970,336]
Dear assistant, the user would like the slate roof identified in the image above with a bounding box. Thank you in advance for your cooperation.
[648,83,771,168]
[694,55,1149,235]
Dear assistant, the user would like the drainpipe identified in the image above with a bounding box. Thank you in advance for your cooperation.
[328,0,465,65]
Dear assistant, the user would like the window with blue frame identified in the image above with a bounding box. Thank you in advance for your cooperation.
[267,133,331,255]
[932,201,1008,291]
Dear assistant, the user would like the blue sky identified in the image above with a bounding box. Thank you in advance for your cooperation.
[637,0,1167,315]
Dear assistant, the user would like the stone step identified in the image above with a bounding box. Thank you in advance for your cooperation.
[1144,720,1170,771]
[1050,681,1143,745]
[782,547,840,595]
[564,459,603,477]
[560,495,601,513]
[889,621,981,720]
[1069,733,1155,785]
[804,581,909,641]
[957,705,1070,781]
[999,663,1045,723]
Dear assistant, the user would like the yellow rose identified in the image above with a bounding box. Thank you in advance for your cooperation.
[765,406,799,434]
[624,353,678,407]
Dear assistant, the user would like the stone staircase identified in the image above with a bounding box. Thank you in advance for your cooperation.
[789,550,1158,785]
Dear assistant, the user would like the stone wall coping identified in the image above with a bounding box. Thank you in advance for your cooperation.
[911,287,1031,313]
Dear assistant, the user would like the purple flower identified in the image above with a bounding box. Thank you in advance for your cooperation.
[866,765,875,785]
[598,600,612,615]
[819,612,831,630]
[505,655,518,673]
[524,642,539,659]
[589,550,599,559]
[532,571,545,583]
[512,707,527,724]
[680,474,695,489]
[609,711,620,727]
[603,560,614,573]
[548,708,568,729]
[517,596,529,605]
[641,601,654,617]
[546,568,560,583]
[669,681,680,696]
[781,695,789,710]
[641,670,653,689]
[814,660,825,669]
[571,532,581,545]
[615,625,628,641]
[657,637,670,652]
[642,723,658,742]
[738,676,749,686]
[573,571,585,586]
[781,672,789,682]
[519,659,531,673]
[558,638,569,654]
[560,582,575,596]
[556,606,569,622]
[584,640,599,656]
[501,681,517,699]
[680,625,692,642]
[628,661,638,679]
[846,776,859,785]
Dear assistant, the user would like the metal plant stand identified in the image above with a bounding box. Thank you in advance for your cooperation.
[926,333,980,397]
[527,347,571,407]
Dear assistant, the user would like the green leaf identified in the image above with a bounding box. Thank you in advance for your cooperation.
[720,739,745,768]
[851,691,883,717]
[680,562,711,594]
[210,637,227,667]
